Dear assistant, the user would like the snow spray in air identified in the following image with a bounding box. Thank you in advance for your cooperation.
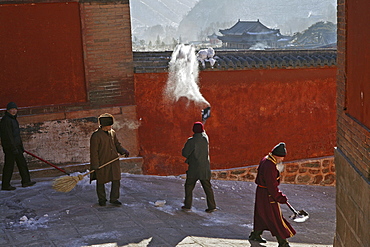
[164,44,210,106]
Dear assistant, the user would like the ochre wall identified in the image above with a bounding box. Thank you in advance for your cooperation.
[0,2,86,108]
[135,68,337,175]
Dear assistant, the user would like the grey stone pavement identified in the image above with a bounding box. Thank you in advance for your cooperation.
[0,173,335,247]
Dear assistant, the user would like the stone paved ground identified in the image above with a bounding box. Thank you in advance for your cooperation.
[0,173,335,247]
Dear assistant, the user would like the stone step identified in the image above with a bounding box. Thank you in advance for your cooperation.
[0,157,143,180]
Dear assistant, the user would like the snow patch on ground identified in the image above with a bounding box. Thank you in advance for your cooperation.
[9,214,49,230]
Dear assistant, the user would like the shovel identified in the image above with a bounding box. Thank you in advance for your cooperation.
[287,202,309,222]
[202,106,211,124]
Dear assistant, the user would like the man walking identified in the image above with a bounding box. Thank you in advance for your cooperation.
[181,121,216,213]
[249,142,295,247]
[90,113,129,206]
[1,102,36,190]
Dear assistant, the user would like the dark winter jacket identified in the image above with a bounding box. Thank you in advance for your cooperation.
[90,128,128,184]
[182,132,211,180]
[0,112,23,154]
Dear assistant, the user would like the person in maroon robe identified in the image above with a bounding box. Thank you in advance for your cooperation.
[249,142,296,247]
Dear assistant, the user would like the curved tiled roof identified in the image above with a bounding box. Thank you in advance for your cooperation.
[133,49,336,73]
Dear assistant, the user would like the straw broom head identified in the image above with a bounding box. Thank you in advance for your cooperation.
[52,156,121,192]
[52,174,84,193]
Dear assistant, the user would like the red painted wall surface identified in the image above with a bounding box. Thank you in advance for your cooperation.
[135,68,337,175]
[0,2,86,108]
[346,1,370,129]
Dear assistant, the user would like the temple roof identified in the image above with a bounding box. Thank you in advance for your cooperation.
[219,19,278,36]
[133,49,337,73]
[208,32,219,39]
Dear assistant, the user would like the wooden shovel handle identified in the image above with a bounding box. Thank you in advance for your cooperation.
[83,156,122,177]
[286,202,299,215]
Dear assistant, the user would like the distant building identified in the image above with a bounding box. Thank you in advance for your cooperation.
[218,19,290,49]
[207,32,221,45]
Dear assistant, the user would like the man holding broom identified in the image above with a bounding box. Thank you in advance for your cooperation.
[1,102,36,190]
[90,113,129,206]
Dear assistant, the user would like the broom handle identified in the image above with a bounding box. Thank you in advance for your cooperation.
[83,156,122,177]
[24,150,70,175]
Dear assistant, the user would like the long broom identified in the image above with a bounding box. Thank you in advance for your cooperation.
[24,150,70,175]
[52,156,121,193]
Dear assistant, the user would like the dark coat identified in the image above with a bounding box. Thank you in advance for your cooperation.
[253,154,296,239]
[182,132,211,180]
[90,128,128,184]
[0,112,23,153]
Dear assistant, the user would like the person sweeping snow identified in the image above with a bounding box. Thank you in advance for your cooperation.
[90,113,129,206]
[1,102,36,190]
[249,142,295,247]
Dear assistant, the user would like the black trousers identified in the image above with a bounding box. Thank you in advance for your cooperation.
[2,150,31,188]
[184,177,216,210]
[96,180,120,203]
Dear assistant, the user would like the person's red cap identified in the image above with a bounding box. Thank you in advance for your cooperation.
[192,122,204,133]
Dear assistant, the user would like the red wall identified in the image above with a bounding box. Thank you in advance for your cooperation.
[135,68,337,175]
[0,2,86,108]
[346,1,370,129]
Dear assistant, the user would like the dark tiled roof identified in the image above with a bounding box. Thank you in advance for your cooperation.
[219,20,274,36]
[133,49,337,73]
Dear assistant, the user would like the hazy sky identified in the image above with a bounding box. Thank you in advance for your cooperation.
[130,0,337,43]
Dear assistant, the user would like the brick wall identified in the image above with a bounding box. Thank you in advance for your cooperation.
[335,0,370,246]
[335,0,370,179]
[0,106,140,177]
[80,0,134,106]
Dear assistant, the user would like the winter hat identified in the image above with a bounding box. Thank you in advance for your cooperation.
[98,113,114,126]
[6,102,18,110]
[192,121,204,133]
[271,142,287,157]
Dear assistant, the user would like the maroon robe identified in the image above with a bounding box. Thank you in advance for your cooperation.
[253,153,296,239]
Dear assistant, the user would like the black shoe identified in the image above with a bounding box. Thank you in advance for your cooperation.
[278,242,290,247]
[99,201,106,206]
[205,208,217,213]
[248,231,267,243]
[110,200,122,206]
[22,181,36,187]
[277,235,290,247]
[1,185,16,191]
[181,206,191,212]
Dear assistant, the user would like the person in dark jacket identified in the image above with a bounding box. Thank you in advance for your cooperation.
[1,102,36,190]
[181,121,216,213]
[90,113,129,206]
[249,142,295,247]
